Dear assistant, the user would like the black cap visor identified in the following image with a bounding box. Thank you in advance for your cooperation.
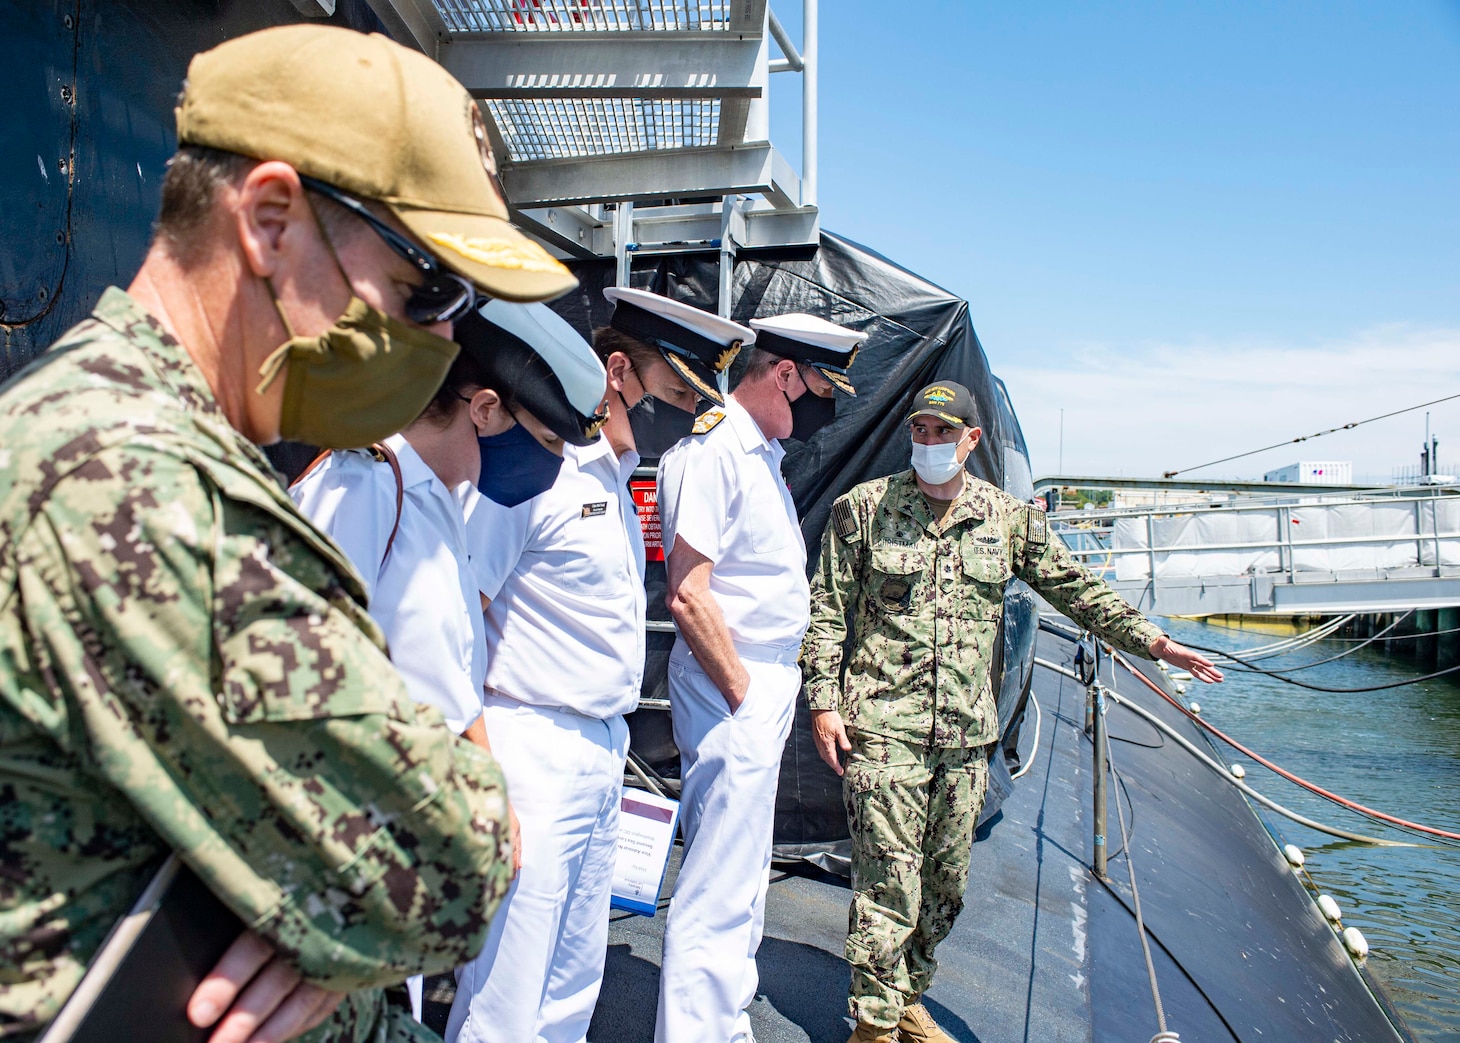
[457,310,606,446]
[660,348,725,406]
[754,329,859,395]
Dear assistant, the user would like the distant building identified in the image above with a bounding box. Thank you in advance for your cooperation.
[1263,461,1352,485]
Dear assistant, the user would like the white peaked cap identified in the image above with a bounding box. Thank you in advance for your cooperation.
[603,286,754,347]
[603,286,754,404]
[749,313,865,351]
[479,299,606,421]
[748,312,864,395]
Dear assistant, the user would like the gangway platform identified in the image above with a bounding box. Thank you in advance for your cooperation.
[1046,485,1460,617]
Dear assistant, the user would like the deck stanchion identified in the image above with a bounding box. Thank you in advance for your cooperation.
[1091,681,1109,880]
[1431,495,1443,574]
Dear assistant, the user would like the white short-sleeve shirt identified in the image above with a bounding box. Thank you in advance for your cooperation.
[467,438,647,720]
[656,395,809,651]
[290,433,486,734]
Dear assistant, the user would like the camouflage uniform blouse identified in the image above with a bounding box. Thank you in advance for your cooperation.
[802,470,1164,748]
[0,290,511,1039]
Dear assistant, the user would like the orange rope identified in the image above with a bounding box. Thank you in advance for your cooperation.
[1112,652,1460,843]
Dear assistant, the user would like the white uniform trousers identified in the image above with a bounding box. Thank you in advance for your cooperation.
[655,640,801,1043]
[447,696,630,1043]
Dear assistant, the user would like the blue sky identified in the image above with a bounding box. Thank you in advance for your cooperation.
[766,2,1460,481]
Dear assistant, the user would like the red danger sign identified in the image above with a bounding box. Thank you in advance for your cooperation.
[630,479,663,562]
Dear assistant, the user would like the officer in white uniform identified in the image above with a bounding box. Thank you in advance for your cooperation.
[291,299,605,737]
[655,313,864,1043]
[292,298,607,1021]
[447,288,731,1043]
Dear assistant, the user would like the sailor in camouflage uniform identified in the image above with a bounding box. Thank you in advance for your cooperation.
[801,382,1223,1043]
[0,25,577,1043]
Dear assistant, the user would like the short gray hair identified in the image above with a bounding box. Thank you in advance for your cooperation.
[732,347,788,389]
[154,144,361,263]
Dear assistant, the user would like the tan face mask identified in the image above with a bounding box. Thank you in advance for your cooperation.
[257,286,460,450]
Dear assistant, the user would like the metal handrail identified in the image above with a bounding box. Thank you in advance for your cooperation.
[1051,491,1460,589]
[1058,530,1460,560]
[1049,487,1460,524]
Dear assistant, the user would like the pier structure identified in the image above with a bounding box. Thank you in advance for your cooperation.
[1037,477,1460,617]
[1341,608,1460,674]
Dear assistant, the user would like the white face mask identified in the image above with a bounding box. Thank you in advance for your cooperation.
[911,438,966,485]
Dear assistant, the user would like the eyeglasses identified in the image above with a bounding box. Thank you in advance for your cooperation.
[300,175,480,326]
[793,363,835,398]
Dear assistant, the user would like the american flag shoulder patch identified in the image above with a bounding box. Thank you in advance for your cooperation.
[832,499,860,543]
[1026,505,1048,546]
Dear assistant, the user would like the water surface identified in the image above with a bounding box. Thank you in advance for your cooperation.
[1158,616,1460,1042]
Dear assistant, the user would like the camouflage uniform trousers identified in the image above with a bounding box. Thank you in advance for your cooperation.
[842,730,989,1029]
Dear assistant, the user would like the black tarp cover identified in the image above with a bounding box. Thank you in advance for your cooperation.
[558,233,1036,863]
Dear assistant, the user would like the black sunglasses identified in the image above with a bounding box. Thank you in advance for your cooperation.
[299,175,480,326]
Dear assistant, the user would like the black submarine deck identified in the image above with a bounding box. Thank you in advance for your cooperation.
[583,623,1412,1042]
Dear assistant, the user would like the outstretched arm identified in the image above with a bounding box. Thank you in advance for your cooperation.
[1148,634,1224,683]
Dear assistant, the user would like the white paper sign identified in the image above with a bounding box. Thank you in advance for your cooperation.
[610,789,680,917]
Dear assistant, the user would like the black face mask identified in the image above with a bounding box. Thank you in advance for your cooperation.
[783,376,837,442]
[625,391,699,458]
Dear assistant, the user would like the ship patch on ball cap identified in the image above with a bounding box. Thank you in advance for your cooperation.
[904,380,979,428]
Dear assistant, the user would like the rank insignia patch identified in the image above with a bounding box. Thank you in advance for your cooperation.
[1026,506,1048,546]
[692,408,726,435]
[831,499,860,543]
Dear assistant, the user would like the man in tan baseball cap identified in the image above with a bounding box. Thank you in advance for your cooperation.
[174,23,574,307]
[0,23,558,1043]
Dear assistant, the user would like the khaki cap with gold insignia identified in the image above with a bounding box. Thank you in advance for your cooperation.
[174,24,576,303]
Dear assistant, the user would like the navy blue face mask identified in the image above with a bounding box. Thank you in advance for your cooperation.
[476,419,564,507]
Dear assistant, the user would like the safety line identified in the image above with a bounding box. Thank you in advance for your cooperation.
[1009,690,1043,781]
[1171,644,1460,692]
[1192,614,1354,660]
[1108,652,1460,844]
[1033,657,1413,846]
[1327,622,1460,642]
[1093,660,1172,1040]
[1199,610,1414,675]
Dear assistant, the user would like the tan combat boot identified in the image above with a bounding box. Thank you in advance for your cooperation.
[896,1002,957,1043]
[845,1021,898,1043]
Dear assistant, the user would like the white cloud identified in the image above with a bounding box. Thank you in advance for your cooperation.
[992,325,1460,483]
